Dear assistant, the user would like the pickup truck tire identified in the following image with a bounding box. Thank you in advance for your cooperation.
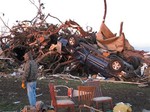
[108,58,124,73]
[127,56,141,69]
[68,36,79,47]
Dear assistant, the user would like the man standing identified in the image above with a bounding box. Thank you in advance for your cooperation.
[22,51,38,107]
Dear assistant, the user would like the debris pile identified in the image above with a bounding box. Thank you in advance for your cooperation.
[0,0,149,82]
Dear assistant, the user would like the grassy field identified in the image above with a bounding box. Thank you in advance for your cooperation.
[0,77,150,112]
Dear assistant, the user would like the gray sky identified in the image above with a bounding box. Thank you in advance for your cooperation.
[0,0,150,50]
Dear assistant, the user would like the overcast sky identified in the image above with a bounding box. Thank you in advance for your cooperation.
[0,0,150,51]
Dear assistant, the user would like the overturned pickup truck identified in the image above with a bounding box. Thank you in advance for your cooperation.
[55,34,142,80]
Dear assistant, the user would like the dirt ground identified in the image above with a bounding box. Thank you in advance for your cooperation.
[0,76,150,112]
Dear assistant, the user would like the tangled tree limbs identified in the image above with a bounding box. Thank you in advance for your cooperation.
[0,0,96,77]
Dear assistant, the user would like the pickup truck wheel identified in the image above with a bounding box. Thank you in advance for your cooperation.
[109,58,124,73]
[127,56,141,69]
[68,36,79,47]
